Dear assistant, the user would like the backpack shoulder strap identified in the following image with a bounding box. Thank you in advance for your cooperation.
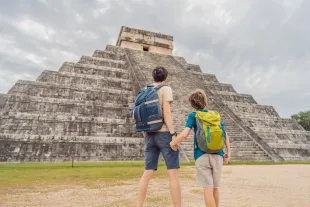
[153,84,167,91]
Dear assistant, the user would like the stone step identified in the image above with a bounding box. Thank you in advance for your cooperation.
[230,146,262,151]
[253,128,308,135]
[0,134,144,162]
[205,82,236,93]
[213,91,257,104]
[8,80,133,101]
[224,101,279,118]
[190,71,219,83]
[0,94,7,109]
[59,62,129,79]
[6,91,133,107]
[224,131,245,136]
[0,132,143,142]
[231,151,266,155]
[77,56,127,69]
[92,50,126,60]
[244,117,304,131]
[275,148,310,161]
[2,96,132,118]
[0,135,144,144]
[105,45,125,54]
[224,127,244,132]
[37,71,133,91]
[229,137,253,142]
[0,113,133,125]
[230,141,257,147]
[183,151,194,160]
[186,64,202,72]
[256,132,310,143]
[0,116,137,136]
[224,131,249,136]
[180,143,193,151]
[230,155,271,161]
[268,143,310,150]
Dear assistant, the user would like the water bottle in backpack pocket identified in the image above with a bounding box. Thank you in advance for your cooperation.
[133,85,166,132]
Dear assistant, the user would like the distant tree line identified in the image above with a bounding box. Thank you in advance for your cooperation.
[291,111,310,131]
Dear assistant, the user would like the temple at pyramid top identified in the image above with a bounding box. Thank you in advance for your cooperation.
[116,26,173,55]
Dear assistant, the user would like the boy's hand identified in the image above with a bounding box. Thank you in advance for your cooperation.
[170,141,178,151]
[224,153,230,164]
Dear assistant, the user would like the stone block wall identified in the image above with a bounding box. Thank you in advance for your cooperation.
[0,94,7,109]
[0,46,145,162]
[116,26,173,55]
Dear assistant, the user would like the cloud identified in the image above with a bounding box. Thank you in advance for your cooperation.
[0,0,309,118]
[11,16,56,41]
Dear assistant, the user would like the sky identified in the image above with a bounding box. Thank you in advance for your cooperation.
[0,0,309,118]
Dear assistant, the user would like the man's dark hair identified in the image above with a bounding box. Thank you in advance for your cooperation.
[152,67,168,82]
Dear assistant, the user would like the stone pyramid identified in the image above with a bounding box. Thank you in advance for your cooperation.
[0,26,309,162]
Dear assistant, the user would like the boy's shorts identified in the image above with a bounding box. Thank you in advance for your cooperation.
[144,132,180,170]
[195,153,223,188]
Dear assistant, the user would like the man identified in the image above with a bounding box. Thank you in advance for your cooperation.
[137,66,181,207]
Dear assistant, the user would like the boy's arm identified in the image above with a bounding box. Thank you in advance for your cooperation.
[170,128,191,151]
[224,132,231,163]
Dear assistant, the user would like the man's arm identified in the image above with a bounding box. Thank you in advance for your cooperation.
[224,132,231,164]
[163,100,175,135]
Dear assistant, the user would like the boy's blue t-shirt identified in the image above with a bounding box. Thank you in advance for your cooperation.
[185,109,225,160]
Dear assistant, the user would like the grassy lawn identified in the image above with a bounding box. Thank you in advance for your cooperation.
[1,160,309,189]
[0,161,192,188]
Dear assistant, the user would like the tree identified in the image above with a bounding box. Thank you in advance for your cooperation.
[291,111,310,131]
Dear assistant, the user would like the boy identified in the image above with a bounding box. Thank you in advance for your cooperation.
[170,89,231,207]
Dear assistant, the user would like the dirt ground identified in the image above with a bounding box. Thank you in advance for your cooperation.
[1,165,310,207]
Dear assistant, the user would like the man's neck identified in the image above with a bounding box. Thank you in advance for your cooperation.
[152,82,164,85]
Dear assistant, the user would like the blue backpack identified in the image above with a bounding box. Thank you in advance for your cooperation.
[133,84,166,132]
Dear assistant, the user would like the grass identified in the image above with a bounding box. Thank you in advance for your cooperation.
[1,160,309,188]
[0,161,194,188]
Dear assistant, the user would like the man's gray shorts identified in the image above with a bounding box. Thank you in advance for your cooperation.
[144,132,180,170]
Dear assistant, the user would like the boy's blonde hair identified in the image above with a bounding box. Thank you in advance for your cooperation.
[188,89,208,109]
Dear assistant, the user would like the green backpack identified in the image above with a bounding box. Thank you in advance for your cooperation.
[195,110,226,153]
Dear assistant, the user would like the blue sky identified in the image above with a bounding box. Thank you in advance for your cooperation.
[0,0,309,117]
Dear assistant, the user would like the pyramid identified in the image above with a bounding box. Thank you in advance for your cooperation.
[0,26,309,162]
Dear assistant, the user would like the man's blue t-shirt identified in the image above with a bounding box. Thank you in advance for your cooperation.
[185,108,225,160]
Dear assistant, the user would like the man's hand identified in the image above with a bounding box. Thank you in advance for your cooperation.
[224,153,230,164]
[172,135,179,145]
[170,141,178,151]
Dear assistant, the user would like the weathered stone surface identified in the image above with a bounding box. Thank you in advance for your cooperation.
[0,94,7,109]
[0,26,309,162]
[37,71,132,90]
[116,26,173,55]
[92,50,126,60]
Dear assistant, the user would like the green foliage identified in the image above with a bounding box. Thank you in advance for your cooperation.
[291,110,310,131]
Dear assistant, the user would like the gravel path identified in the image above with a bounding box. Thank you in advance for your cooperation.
[1,165,310,207]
